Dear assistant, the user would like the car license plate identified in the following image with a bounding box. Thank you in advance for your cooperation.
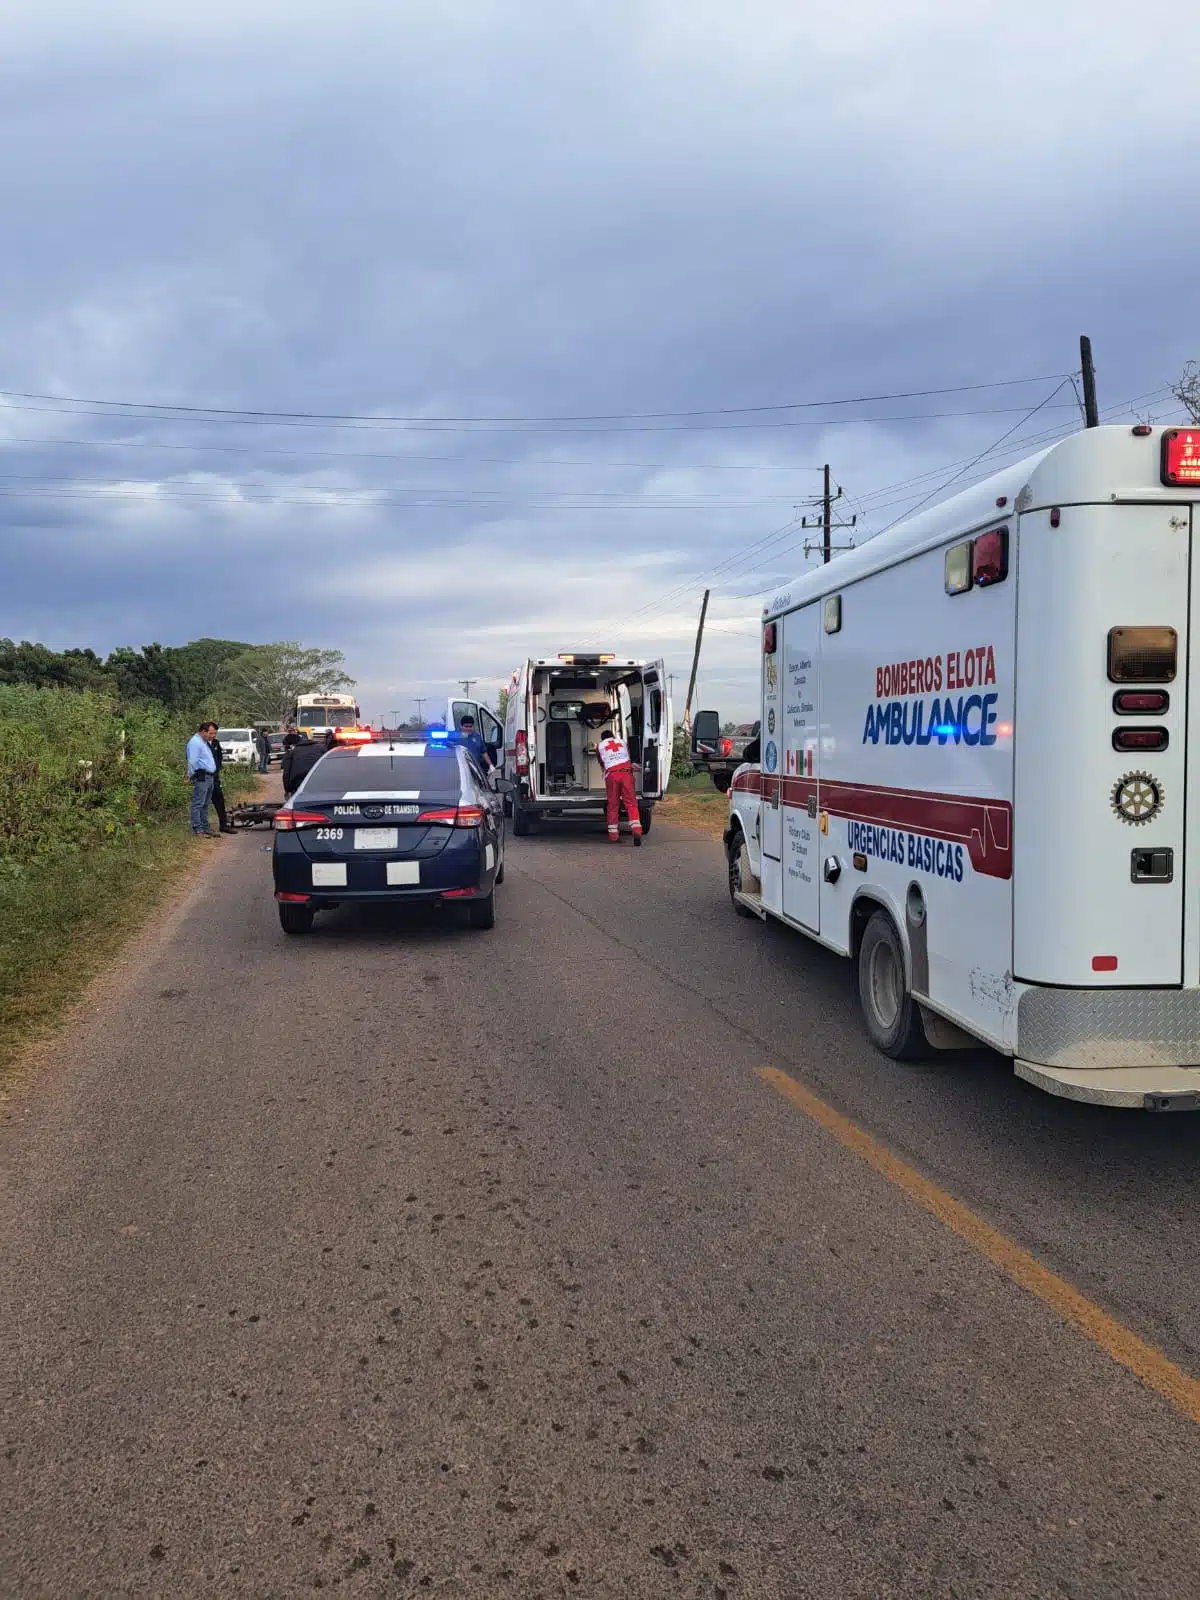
[355,827,398,850]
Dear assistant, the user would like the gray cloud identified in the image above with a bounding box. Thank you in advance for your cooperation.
[2,0,1198,720]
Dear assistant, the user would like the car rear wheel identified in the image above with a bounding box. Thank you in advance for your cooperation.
[857,910,927,1060]
[467,888,496,929]
[278,902,314,936]
[512,804,535,836]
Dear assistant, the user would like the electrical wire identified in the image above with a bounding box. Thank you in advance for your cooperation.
[0,372,1072,426]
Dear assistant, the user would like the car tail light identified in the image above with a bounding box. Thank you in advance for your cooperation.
[275,892,311,903]
[274,810,328,830]
[972,527,1009,587]
[1161,429,1200,487]
[417,805,486,827]
[1113,690,1169,714]
[1112,727,1169,752]
[1108,626,1177,682]
[515,730,529,772]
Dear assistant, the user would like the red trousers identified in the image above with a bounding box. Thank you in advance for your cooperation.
[604,764,641,837]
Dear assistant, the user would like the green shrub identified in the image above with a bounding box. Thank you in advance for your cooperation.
[0,686,256,865]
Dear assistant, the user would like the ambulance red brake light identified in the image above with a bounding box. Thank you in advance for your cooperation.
[1161,429,1200,487]
[1112,727,1169,753]
[972,528,1008,588]
[763,622,777,653]
[1113,690,1169,714]
[1107,626,1177,683]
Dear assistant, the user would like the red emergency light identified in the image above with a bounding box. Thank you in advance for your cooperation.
[1161,429,1200,487]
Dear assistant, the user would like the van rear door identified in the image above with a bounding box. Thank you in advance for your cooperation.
[640,662,671,797]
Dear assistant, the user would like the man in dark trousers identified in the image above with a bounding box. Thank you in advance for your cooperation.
[209,725,235,833]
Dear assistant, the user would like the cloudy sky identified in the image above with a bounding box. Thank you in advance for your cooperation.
[2,0,1197,722]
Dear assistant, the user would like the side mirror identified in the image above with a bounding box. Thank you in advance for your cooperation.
[494,777,516,794]
[691,709,721,755]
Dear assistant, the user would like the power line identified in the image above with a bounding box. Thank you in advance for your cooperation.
[0,373,1072,426]
[0,399,1084,436]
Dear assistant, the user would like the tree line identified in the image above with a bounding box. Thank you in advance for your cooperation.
[0,637,354,726]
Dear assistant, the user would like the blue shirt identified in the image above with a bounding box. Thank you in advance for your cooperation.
[458,729,488,766]
[186,733,216,776]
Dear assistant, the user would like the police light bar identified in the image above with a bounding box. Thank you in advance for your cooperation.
[558,653,615,665]
[428,729,450,740]
[1161,429,1200,487]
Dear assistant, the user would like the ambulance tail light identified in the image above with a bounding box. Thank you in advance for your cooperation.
[1113,690,1169,715]
[972,528,1008,588]
[1161,429,1200,487]
[1112,727,1169,753]
[763,622,777,653]
[719,737,733,756]
[515,729,529,773]
[1108,626,1177,683]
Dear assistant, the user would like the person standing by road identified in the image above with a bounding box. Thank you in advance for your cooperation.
[256,727,271,774]
[185,721,219,838]
[209,727,234,834]
[595,726,642,846]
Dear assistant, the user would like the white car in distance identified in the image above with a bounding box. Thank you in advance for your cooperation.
[215,728,257,766]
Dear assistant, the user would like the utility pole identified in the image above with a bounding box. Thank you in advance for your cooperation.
[682,588,710,733]
[1080,334,1099,428]
[801,465,857,563]
[459,679,477,698]
[413,697,425,724]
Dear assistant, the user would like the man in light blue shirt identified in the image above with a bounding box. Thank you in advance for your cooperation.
[186,722,219,837]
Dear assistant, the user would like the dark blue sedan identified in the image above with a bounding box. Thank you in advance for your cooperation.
[272,735,508,935]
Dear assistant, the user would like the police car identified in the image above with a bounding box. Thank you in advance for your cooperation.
[272,733,509,934]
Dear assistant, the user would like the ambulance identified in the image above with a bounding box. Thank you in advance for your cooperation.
[725,423,1200,1109]
[501,653,672,836]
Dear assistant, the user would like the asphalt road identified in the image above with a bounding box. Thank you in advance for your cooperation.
[3,801,1200,1597]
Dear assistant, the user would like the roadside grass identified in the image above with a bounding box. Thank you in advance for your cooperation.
[0,765,262,1090]
[0,822,204,1087]
[660,770,729,841]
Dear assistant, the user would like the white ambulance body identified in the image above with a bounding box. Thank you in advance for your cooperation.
[725,423,1200,1109]
[502,653,672,836]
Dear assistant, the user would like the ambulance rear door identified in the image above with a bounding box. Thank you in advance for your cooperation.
[640,661,671,799]
[760,618,784,914]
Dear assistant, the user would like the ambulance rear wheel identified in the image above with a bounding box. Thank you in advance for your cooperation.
[858,911,928,1061]
[638,805,652,835]
[727,829,756,917]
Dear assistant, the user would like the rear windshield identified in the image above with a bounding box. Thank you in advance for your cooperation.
[303,750,460,796]
[217,729,251,742]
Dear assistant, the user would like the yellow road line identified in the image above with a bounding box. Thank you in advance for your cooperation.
[756,1065,1200,1426]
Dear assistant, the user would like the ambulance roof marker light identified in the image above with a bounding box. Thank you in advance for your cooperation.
[1132,424,1152,437]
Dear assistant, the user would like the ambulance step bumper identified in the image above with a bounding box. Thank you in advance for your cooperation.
[1014,1059,1200,1111]
[733,890,767,919]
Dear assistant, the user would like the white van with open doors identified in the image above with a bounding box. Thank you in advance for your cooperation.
[501,653,672,835]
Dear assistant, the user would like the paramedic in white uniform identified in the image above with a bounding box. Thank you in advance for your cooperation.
[595,727,642,845]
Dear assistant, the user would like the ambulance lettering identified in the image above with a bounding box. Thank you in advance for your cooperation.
[862,645,1000,748]
[847,820,965,882]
